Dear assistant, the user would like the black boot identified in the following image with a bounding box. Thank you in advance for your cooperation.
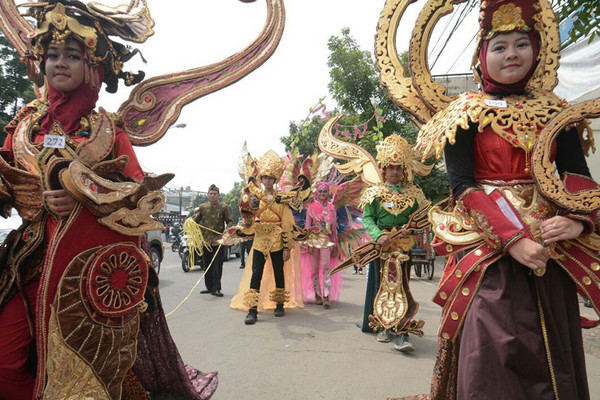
[274,303,285,317]
[244,308,258,325]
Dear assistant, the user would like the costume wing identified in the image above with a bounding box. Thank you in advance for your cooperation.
[238,141,258,182]
[0,2,32,56]
[117,0,285,146]
[532,98,600,213]
[332,176,365,210]
[0,1,46,98]
[375,0,560,127]
[318,115,383,186]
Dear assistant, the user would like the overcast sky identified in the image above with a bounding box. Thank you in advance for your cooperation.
[94,0,477,193]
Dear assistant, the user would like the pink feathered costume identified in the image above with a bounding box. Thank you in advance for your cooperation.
[302,183,343,302]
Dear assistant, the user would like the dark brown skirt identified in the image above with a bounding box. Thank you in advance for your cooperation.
[391,257,590,400]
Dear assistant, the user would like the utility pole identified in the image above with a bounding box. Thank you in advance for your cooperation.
[179,186,183,225]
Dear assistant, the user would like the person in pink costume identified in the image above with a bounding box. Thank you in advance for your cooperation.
[303,182,343,308]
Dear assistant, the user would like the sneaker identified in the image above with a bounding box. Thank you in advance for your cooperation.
[376,330,392,343]
[315,294,323,305]
[358,269,363,275]
[244,308,257,325]
[394,333,415,352]
[352,270,357,275]
[274,303,285,317]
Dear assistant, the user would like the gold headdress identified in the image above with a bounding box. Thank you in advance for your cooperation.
[376,134,432,183]
[480,1,539,40]
[376,135,412,169]
[256,150,284,181]
[22,0,154,92]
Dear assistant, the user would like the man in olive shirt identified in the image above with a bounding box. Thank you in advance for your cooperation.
[193,184,233,297]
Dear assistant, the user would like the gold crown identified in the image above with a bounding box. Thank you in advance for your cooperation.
[257,150,284,181]
[486,3,531,39]
[376,135,412,170]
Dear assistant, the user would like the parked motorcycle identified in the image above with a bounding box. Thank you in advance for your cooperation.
[180,234,205,272]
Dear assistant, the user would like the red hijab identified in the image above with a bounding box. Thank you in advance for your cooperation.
[478,31,539,95]
[38,44,104,137]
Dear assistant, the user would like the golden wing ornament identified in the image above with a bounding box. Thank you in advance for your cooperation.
[531,99,600,212]
[318,115,383,186]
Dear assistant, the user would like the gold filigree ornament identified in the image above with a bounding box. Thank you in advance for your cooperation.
[428,204,482,246]
[360,183,427,216]
[99,191,165,235]
[318,115,383,185]
[256,150,285,181]
[60,160,140,204]
[531,98,600,212]
[318,115,432,187]
[415,90,566,160]
[488,3,530,39]
[375,0,560,134]
[244,289,260,309]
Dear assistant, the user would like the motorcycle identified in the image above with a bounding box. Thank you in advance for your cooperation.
[171,233,181,252]
[180,234,205,272]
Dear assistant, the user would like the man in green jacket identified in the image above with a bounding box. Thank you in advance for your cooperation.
[360,135,428,352]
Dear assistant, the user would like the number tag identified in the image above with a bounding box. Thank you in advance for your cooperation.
[384,201,395,208]
[484,99,508,108]
[43,134,66,149]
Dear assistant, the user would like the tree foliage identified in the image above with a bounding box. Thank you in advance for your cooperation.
[223,180,244,224]
[281,28,448,201]
[552,0,600,43]
[0,33,35,144]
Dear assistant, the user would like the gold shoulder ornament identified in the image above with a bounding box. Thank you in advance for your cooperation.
[360,183,427,216]
[415,89,567,160]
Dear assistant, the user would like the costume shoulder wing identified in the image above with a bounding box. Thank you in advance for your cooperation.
[415,92,483,160]
[116,0,285,146]
[332,176,365,210]
[318,115,383,186]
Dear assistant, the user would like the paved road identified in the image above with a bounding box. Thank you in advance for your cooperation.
[157,248,600,400]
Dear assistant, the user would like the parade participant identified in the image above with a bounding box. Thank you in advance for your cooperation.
[304,182,339,308]
[192,184,233,297]
[0,0,278,397]
[318,122,433,353]
[360,135,429,352]
[230,150,305,325]
[379,0,600,398]
[300,177,365,308]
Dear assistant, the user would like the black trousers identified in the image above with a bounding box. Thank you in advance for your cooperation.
[250,249,284,292]
[202,244,224,292]
[240,239,253,267]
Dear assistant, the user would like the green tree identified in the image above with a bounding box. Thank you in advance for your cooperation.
[282,28,448,201]
[223,181,244,223]
[0,33,35,144]
[553,0,599,43]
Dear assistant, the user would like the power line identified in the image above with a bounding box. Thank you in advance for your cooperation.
[430,1,477,70]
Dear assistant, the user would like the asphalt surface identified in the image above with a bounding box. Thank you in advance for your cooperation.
[157,247,600,400]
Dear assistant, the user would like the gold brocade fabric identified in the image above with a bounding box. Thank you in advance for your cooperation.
[360,183,427,216]
[415,90,567,160]
[251,192,295,254]
[230,247,304,311]
[43,310,110,399]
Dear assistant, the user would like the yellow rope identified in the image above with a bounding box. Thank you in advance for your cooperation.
[182,218,217,270]
[165,243,221,318]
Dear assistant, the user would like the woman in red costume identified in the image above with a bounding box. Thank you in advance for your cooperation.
[0,1,217,399]
[394,0,599,399]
